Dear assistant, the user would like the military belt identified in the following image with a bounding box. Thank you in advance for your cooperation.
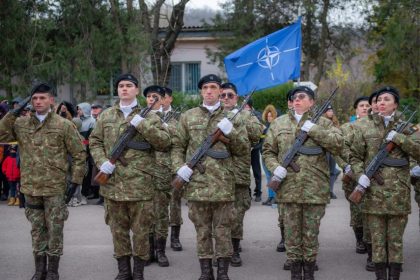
[126,140,151,151]
[25,203,44,210]
[381,157,409,167]
[206,148,230,159]
[297,146,323,156]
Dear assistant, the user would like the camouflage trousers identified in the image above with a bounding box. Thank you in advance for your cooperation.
[367,214,408,263]
[104,198,153,260]
[169,187,183,226]
[231,185,251,239]
[150,188,171,238]
[277,202,285,228]
[284,203,326,262]
[188,201,234,259]
[362,213,372,244]
[24,194,69,257]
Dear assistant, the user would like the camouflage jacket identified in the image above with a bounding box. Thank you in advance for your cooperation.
[171,105,249,202]
[350,113,420,215]
[227,108,264,187]
[0,112,86,196]
[262,110,343,204]
[89,104,171,201]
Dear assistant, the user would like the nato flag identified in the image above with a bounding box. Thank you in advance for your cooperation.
[224,18,302,96]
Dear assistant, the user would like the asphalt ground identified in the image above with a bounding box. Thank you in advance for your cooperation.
[1,175,419,280]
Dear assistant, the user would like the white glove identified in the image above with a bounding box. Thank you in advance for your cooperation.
[100,160,116,175]
[163,122,169,128]
[385,130,397,142]
[344,165,352,174]
[217,117,233,135]
[358,174,370,189]
[411,166,420,177]
[177,165,193,182]
[301,120,315,132]
[273,165,287,180]
[130,114,144,127]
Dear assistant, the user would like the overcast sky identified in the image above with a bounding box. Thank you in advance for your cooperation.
[187,0,223,10]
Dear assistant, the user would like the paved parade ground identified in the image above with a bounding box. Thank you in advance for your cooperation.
[1,177,420,280]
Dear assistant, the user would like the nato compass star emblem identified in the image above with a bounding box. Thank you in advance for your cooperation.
[236,37,299,80]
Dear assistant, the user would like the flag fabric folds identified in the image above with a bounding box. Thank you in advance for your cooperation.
[224,18,302,96]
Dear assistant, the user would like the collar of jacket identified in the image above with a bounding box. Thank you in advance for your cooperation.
[199,103,224,115]
[31,111,54,127]
[287,109,312,125]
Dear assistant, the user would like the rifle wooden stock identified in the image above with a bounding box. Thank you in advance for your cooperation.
[171,175,187,190]
[267,177,282,192]
[342,171,354,184]
[94,159,117,185]
[349,185,364,204]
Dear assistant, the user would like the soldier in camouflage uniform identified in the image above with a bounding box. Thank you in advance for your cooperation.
[220,82,264,267]
[143,85,171,267]
[0,83,86,280]
[349,86,420,280]
[171,74,249,280]
[263,86,343,280]
[89,74,171,280]
[335,97,372,264]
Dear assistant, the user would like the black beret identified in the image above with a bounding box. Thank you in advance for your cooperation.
[221,82,237,94]
[91,104,103,109]
[31,83,53,95]
[376,86,399,104]
[289,86,315,99]
[286,89,294,101]
[115,73,138,87]
[163,87,173,96]
[143,85,165,97]
[368,90,378,105]
[326,104,333,110]
[353,96,369,109]
[198,74,222,89]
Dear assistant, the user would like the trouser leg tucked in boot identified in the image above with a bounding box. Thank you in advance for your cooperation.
[132,256,146,280]
[277,226,286,252]
[115,256,132,280]
[145,234,155,266]
[388,263,401,280]
[290,260,302,280]
[216,257,230,280]
[45,256,60,280]
[374,263,387,280]
[170,225,183,251]
[198,258,215,280]
[31,255,47,280]
[354,227,367,254]
[156,237,169,267]
[303,261,316,280]
[230,238,242,267]
[366,243,375,272]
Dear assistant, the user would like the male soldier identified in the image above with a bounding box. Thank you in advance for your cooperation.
[0,83,86,280]
[220,82,264,267]
[142,85,171,267]
[263,86,342,280]
[89,74,170,280]
[335,96,374,269]
[162,87,185,252]
[171,74,249,280]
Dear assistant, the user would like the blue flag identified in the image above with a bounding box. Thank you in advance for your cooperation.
[224,18,302,95]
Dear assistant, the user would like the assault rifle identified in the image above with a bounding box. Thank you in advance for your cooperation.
[171,90,255,190]
[162,106,184,123]
[94,98,159,185]
[267,87,339,191]
[349,109,418,204]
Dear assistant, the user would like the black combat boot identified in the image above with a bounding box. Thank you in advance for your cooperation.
[366,243,375,272]
[388,263,401,280]
[31,255,47,280]
[115,256,132,280]
[132,256,146,280]
[374,263,387,280]
[230,238,242,267]
[199,259,215,280]
[290,260,302,280]
[303,261,316,280]
[156,237,169,267]
[277,226,286,252]
[170,225,183,251]
[216,258,230,280]
[354,227,367,254]
[145,234,155,266]
[45,256,60,280]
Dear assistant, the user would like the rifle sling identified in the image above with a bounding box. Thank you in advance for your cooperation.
[126,140,151,151]
[381,157,409,167]
[205,148,230,159]
[297,146,323,156]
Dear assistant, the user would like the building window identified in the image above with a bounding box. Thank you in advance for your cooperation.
[169,62,201,93]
